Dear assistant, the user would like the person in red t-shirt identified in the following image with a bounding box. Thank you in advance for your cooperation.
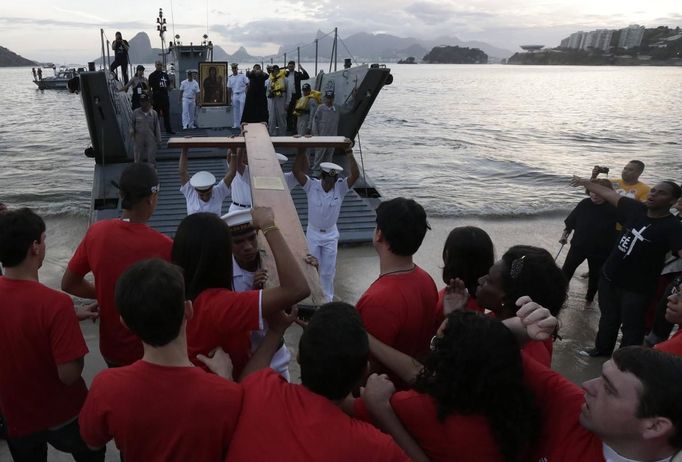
[354,299,557,462]
[465,245,567,366]
[62,163,173,367]
[435,226,494,316]
[226,302,416,462]
[655,278,682,356]
[356,198,439,386]
[524,346,682,462]
[79,259,243,462]
[0,208,104,461]
[171,207,310,378]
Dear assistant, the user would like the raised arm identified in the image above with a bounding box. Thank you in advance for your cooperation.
[224,150,238,186]
[346,146,360,188]
[502,296,559,345]
[252,207,311,317]
[178,147,190,186]
[236,148,247,176]
[293,148,308,186]
[368,334,423,386]
[570,176,622,208]
[299,65,309,80]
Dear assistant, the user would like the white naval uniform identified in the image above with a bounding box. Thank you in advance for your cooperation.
[179,79,200,129]
[180,179,230,216]
[228,73,249,128]
[232,256,292,380]
[229,167,252,213]
[302,176,349,302]
[284,171,298,191]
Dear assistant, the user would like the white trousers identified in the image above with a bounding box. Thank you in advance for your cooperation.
[232,92,245,128]
[306,225,339,302]
[268,96,287,136]
[182,98,196,129]
[250,330,291,381]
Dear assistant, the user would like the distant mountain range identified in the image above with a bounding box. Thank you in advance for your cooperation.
[0,45,36,67]
[91,31,514,66]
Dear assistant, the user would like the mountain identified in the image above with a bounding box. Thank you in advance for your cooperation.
[213,46,261,64]
[276,31,514,62]
[423,46,488,64]
[0,45,36,67]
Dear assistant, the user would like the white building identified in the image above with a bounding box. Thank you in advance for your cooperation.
[618,25,645,49]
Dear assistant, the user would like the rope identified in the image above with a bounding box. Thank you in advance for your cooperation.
[356,130,367,183]
[338,36,358,65]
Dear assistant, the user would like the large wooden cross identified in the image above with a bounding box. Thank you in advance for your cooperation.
[168,124,351,307]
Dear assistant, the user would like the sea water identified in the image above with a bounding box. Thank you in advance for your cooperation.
[1,64,681,253]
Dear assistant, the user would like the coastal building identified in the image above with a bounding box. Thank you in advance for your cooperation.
[581,30,613,51]
[618,25,645,49]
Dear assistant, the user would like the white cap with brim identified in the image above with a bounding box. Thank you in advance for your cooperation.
[320,162,343,176]
[276,153,287,164]
[189,171,216,191]
[221,209,253,229]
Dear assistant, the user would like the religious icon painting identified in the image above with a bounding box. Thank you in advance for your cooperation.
[199,62,227,106]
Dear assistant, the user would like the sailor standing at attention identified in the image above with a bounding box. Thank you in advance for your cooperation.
[179,70,200,130]
[130,93,161,165]
[227,63,249,129]
[311,90,340,174]
[293,146,359,301]
[179,148,237,216]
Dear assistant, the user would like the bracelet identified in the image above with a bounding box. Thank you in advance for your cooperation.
[261,224,279,236]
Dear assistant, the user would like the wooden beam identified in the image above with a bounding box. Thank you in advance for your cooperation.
[167,133,351,150]
[242,123,326,306]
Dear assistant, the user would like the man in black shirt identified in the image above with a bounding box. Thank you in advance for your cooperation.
[571,177,682,356]
[286,60,310,133]
[110,31,130,84]
[148,61,174,134]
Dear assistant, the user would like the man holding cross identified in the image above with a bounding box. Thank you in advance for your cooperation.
[570,177,682,356]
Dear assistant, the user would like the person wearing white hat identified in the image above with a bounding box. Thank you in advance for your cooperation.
[179,69,200,130]
[179,149,237,216]
[227,63,249,129]
[293,147,360,301]
[221,209,292,379]
[277,153,298,191]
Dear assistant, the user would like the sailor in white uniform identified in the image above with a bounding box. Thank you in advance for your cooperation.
[293,147,360,301]
[179,148,237,215]
[222,209,292,379]
[179,69,200,129]
[227,63,249,129]
[228,151,299,213]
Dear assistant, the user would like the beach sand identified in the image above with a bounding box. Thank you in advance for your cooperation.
[1,214,608,460]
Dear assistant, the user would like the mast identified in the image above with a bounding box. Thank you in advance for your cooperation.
[156,8,168,68]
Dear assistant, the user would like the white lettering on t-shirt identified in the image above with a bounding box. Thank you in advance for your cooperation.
[617,225,650,257]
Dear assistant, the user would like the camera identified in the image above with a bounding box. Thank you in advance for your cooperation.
[594,165,610,174]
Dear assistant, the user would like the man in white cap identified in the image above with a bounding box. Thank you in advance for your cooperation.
[221,209,293,379]
[293,147,359,301]
[179,149,237,216]
[227,63,249,129]
[179,70,200,130]
[228,150,298,213]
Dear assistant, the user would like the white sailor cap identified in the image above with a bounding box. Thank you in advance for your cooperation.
[276,153,288,164]
[220,209,253,234]
[320,162,343,176]
[189,171,216,191]
[187,68,198,74]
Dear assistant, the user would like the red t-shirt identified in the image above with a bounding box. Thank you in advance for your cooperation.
[187,288,261,377]
[357,266,439,384]
[522,338,554,368]
[655,331,682,356]
[67,219,173,365]
[522,354,604,462]
[225,369,410,462]
[355,390,504,462]
[79,360,243,462]
[0,278,88,437]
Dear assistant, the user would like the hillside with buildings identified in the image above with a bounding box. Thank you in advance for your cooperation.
[509,25,682,65]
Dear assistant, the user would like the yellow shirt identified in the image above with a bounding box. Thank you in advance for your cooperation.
[612,179,650,202]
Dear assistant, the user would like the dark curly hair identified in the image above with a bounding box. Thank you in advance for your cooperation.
[500,245,567,316]
[442,226,494,295]
[414,311,540,462]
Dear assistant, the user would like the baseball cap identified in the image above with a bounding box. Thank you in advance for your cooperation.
[118,163,159,209]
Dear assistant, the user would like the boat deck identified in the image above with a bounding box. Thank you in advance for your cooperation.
[144,129,378,243]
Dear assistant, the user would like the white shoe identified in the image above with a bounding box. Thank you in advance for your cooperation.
[191,124,197,129]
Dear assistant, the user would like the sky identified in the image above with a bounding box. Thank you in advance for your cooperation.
[1,0,681,62]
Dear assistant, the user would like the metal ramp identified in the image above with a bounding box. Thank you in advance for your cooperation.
[149,131,378,243]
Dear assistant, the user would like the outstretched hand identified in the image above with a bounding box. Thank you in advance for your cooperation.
[196,347,234,380]
[266,306,299,336]
[569,176,588,188]
[443,278,469,315]
[515,296,558,340]
[251,206,275,230]
[76,302,100,322]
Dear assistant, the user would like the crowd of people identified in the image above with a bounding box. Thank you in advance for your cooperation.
[1,153,682,462]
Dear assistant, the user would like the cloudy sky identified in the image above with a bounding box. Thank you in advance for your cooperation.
[2,0,681,62]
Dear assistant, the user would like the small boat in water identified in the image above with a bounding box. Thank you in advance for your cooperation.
[34,66,85,90]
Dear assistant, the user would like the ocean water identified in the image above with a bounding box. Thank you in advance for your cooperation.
[1,64,681,220]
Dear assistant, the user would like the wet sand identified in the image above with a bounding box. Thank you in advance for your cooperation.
[1,214,607,460]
